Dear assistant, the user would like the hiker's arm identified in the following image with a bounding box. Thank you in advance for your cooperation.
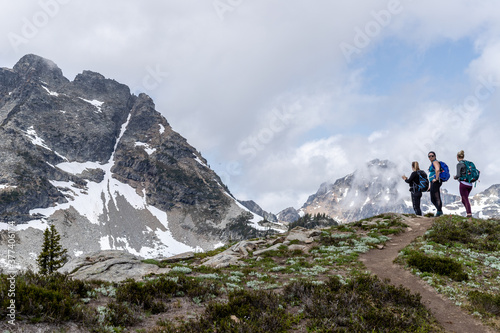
[405,171,416,184]
[432,161,441,182]
[454,163,462,180]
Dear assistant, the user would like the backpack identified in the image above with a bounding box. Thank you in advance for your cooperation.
[439,161,450,181]
[430,161,450,182]
[461,160,480,183]
[417,171,429,192]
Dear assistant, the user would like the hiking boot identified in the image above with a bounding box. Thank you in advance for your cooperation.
[435,211,443,217]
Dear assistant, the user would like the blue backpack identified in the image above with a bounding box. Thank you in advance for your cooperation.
[430,161,450,182]
[439,161,450,181]
[461,160,480,183]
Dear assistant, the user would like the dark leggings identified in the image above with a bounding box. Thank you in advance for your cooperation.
[411,191,422,216]
[430,181,442,212]
[460,182,473,216]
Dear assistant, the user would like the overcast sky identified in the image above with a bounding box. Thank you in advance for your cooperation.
[1,0,500,213]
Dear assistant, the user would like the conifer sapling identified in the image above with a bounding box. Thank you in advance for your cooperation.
[37,225,68,275]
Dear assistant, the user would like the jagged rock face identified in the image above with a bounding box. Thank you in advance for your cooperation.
[300,159,498,222]
[277,207,301,224]
[238,200,277,222]
[0,54,260,270]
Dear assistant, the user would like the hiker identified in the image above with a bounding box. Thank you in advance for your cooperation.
[428,151,443,216]
[402,161,428,216]
[453,150,474,218]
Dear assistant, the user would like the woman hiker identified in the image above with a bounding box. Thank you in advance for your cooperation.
[402,161,428,216]
[453,150,473,219]
[428,151,443,216]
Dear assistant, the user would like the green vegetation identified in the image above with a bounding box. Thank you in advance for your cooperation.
[406,251,468,282]
[37,225,68,275]
[285,275,435,332]
[0,272,92,323]
[426,216,500,251]
[115,275,221,313]
[397,215,500,330]
[159,289,296,332]
[226,212,277,239]
[1,213,445,332]
[469,291,500,316]
[288,212,338,230]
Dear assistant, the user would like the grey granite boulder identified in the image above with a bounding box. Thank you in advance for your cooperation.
[285,227,321,243]
[58,250,170,282]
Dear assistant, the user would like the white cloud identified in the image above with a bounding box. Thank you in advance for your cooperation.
[368,130,388,143]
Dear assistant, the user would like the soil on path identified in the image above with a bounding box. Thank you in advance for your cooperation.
[359,216,497,333]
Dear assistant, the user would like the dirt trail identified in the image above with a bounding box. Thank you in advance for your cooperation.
[359,216,497,333]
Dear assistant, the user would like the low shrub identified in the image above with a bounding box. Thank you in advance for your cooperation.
[469,291,500,316]
[102,301,142,327]
[115,278,173,313]
[285,275,435,332]
[167,289,294,332]
[406,251,468,282]
[0,271,93,323]
[115,275,221,312]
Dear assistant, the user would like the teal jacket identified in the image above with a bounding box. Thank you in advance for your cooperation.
[428,162,441,181]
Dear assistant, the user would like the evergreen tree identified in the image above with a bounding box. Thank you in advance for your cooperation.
[37,225,68,275]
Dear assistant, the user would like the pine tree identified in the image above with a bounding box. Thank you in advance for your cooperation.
[37,225,68,275]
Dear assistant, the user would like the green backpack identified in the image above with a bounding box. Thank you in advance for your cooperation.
[461,160,480,183]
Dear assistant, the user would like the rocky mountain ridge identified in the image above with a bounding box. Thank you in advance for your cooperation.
[0,54,279,271]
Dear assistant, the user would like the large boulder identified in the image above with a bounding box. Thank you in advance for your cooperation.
[58,250,170,282]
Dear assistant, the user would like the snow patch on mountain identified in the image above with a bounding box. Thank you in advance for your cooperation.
[193,153,208,168]
[24,113,197,257]
[135,142,156,155]
[79,97,104,112]
[24,126,67,161]
[24,126,51,150]
[42,85,59,96]
[56,161,104,174]
[0,184,17,190]
[0,219,48,232]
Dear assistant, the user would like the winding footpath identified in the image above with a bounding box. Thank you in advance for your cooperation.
[359,216,497,333]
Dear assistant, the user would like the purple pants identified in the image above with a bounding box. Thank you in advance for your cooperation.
[460,182,473,216]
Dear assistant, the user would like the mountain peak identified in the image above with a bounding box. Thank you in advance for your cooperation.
[0,55,272,271]
[366,159,395,169]
[13,54,68,87]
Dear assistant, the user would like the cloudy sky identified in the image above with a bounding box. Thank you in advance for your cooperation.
[1,0,500,213]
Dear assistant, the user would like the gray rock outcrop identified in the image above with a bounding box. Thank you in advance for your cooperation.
[238,200,278,222]
[201,226,319,268]
[58,250,170,282]
[277,207,301,224]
